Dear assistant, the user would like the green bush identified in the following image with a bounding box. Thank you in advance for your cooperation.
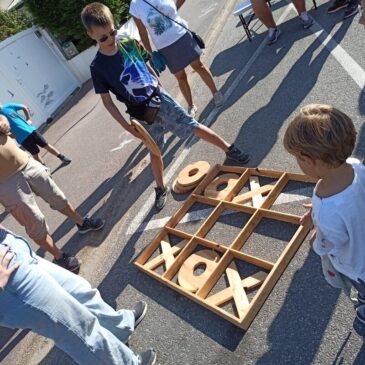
[23,0,131,51]
[0,8,33,42]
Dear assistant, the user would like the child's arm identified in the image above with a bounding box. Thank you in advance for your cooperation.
[100,93,142,139]
[21,105,32,124]
[300,203,313,226]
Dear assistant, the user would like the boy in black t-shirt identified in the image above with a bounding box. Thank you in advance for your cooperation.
[81,2,250,210]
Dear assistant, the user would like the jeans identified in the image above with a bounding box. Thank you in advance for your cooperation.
[0,230,139,365]
[144,90,199,149]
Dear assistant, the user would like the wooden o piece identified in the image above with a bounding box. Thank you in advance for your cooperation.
[177,161,210,187]
[178,250,220,293]
[172,178,197,194]
[131,120,161,157]
[204,173,240,199]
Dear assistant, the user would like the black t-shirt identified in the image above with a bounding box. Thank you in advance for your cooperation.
[90,38,158,111]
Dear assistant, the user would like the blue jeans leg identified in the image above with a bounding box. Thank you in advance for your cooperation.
[0,233,138,365]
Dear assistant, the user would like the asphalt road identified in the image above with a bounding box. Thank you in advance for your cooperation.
[1,0,365,364]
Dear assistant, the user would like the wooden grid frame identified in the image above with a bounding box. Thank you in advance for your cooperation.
[135,165,316,329]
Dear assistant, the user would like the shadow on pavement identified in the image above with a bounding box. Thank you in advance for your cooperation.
[0,329,30,363]
[256,251,341,364]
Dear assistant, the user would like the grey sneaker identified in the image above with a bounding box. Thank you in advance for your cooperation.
[213,91,224,107]
[58,154,72,165]
[77,217,105,234]
[138,349,157,365]
[226,145,250,164]
[53,253,81,272]
[133,301,148,328]
[300,14,314,28]
[188,104,198,118]
[155,186,169,210]
[267,27,281,45]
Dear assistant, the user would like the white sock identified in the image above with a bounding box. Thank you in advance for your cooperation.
[300,11,309,21]
[268,27,277,36]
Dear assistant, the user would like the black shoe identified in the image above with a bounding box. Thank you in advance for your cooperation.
[155,186,169,210]
[58,154,72,165]
[138,349,157,365]
[328,0,349,12]
[77,217,105,234]
[343,1,359,17]
[53,253,81,272]
[133,301,148,328]
[353,306,365,337]
[226,145,250,164]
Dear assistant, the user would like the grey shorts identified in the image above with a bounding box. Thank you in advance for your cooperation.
[0,158,68,241]
[142,90,199,149]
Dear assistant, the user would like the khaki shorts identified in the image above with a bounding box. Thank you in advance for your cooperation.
[0,158,68,241]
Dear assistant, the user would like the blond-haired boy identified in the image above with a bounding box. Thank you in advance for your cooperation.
[284,104,365,337]
[81,2,250,211]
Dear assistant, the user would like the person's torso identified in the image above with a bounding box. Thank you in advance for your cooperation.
[312,158,365,280]
[91,39,158,105]
[0,104,35,144]
[0,134,29,182]
[130,0,187,49]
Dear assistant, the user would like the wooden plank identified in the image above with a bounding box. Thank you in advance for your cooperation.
[195,202,225,238]
[226,261,249,319]
[260,173,289,210]
[230,249,274,270]
[225,169,251,202]
[135,263,243,326]
[286,172,318,183]
[206,271,268,306]
[135,229,169,265]
[259,208,301,225]
[144,240,186,271]
[232,185,273,204]
[248,168,285,179]
[240,222,311,329]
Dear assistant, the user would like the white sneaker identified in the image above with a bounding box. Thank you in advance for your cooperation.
[213,91,224,107]
[188,104,198,118]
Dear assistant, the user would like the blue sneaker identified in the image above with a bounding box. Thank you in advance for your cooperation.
[267,27,281,45]
[300,14,314,29]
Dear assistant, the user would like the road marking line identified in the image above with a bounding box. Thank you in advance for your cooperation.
[199,3,218,18]
[110,139,133,152]
[126,5,294,236]
[133,189,312,234]
[293,4,365,90]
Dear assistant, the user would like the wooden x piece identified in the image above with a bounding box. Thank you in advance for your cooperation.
[144,239,186,271]
[206,270,268,314]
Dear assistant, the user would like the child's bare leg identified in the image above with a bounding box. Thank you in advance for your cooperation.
[32,153,45,165]
[150,152,165,188]
[193,124,230,152]
[44,143,61,157]
[59,202,84,226]
[34,234,62,259]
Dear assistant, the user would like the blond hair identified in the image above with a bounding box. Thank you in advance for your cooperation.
[283,104,356,167]
[81,2,114,31]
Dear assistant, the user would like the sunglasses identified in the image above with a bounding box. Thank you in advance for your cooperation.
[99,29,117,43]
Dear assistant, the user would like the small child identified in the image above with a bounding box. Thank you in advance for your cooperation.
[283,104,365,336]
[0,103,71,166]
[81,2,250,211]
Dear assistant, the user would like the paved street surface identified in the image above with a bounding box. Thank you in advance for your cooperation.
[1,0,365,364]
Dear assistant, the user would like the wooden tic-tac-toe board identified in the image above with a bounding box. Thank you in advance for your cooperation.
[135,165,316,329]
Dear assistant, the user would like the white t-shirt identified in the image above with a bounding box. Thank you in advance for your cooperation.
[312,158,365,282]
[129,0,188,50]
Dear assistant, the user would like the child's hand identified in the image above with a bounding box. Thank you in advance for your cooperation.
[300,203,313,226]
[127,124,143,140]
